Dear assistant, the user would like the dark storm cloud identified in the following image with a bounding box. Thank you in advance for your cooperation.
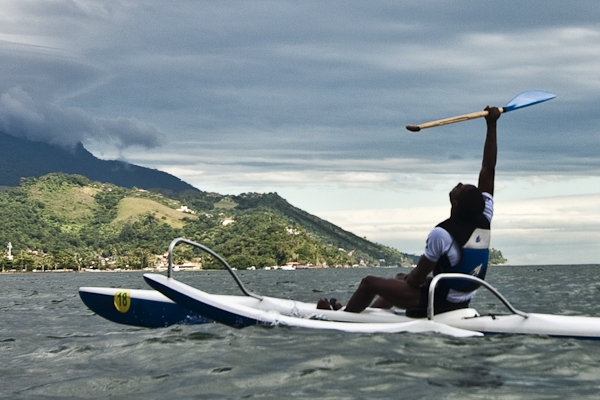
[0,87,162,149]
[1,0,600,178]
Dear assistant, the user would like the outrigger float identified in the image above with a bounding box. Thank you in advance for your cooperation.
[80,238,600,339]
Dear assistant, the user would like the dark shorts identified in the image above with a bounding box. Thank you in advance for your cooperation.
[406,277,470,318]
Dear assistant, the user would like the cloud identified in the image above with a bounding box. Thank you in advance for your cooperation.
[3,1,600,176]
[315,193,600,265]
[3,1,600,263]
[0,87,163,150]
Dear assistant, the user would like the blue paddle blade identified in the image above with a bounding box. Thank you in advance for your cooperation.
[503,91,556,112]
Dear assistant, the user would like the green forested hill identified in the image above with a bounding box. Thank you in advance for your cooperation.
[0,173,418,270]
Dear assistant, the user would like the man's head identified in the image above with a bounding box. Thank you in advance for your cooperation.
[449,183,484,221]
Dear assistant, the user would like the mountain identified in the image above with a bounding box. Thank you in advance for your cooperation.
[0,132,504,268]
[0,132,420,262]
[0,131,196,193]
[0,173,417,270]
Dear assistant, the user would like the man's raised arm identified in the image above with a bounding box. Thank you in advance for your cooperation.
[478,106,500,196]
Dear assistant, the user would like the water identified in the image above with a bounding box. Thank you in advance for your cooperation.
[2,266,600,399]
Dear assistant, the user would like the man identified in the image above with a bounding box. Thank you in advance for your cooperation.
[318,106,500,315]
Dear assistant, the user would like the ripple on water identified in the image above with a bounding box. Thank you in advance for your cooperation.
[3,267,600,399]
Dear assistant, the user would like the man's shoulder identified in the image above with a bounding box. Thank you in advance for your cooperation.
[425,227,454,262]
[428,226,453,243]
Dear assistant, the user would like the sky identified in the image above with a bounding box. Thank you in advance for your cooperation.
[1,1,599,265]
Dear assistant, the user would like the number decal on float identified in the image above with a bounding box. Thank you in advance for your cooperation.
[114,291,131,313]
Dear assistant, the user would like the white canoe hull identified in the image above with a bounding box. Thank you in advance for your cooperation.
[143,273,600,339]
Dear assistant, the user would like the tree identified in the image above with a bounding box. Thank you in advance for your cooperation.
[489,248,507,265]
[53,251,77,269]
[14,250,35,271]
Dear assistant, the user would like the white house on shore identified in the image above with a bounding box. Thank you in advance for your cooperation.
[176,205,196,214]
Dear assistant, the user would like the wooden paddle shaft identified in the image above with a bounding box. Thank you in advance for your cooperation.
[406,107,504,132]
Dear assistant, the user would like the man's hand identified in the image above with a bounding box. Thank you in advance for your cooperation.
[485,106,501,124]
[403,273,420,288]
[405,255,436,288]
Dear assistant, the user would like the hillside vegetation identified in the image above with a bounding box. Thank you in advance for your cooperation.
[0,133,506,270]
[0,173,420,271]
[114,197,197,229]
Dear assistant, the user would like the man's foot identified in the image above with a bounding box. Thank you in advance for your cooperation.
[330,298,343,310]
[316,298,343,310]
[317,298,331,310]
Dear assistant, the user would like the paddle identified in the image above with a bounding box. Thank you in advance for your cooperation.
[405,91,556,132]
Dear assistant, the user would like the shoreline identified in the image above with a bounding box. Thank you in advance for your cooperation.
[0,265,395,274]
[2,263,599,275]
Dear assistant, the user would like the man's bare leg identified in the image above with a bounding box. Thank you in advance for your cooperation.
[370,297,393,309]
[344,275,421,313]
[370,273,409,309]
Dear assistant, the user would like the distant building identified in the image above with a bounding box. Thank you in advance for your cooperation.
[6,242,13,260]
[176,205,196,214]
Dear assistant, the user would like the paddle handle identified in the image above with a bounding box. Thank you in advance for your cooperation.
[406,107,504,132]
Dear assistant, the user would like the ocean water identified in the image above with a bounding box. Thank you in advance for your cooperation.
[2,265,600,399]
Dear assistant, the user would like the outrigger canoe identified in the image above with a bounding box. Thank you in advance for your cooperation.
[80,238,600,339]
[79,286,211,328]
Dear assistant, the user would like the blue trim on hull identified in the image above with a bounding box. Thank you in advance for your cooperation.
[143,276,262,328]
[79,290,211,328]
